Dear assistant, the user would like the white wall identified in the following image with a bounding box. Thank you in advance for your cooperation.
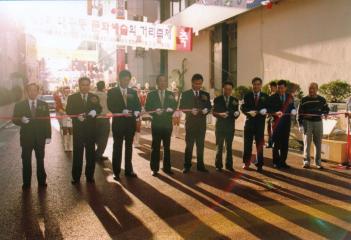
[237,0,351,93]
[168,30,211,91]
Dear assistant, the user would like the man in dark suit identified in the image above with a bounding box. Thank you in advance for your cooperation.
[179,74,212,173]
[269,80,296,169]
[241,77,269,172]
[145,75,177,176]
[107,70,141,180]
[266,81,277,148]
[13,83,51,190]
[66,77,102,184]
[213,81,240,172]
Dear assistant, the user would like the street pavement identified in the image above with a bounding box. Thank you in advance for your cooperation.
[0,119,350,240]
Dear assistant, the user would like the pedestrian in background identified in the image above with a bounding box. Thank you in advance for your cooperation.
[145,74,177,176]
[179,74,212,173]
[107,70,141,180]
[241,77,269,172]
[13,83,51,190]
[66,77,102,184]
[55,86,73,152]
[298,82,329,169]
[94,81,110,161]
[212,81,240,172]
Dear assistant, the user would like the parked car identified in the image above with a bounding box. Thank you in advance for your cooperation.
[39,95,56,112]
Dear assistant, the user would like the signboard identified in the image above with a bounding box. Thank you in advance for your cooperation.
[175,27,193,52]
[25,16,192,52]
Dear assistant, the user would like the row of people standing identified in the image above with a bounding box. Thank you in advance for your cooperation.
[13,72,331,189]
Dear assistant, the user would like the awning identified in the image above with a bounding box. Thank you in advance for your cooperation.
[162,3,248,33]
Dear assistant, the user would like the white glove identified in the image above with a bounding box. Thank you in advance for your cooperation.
[234,111,240,118]
[291,109,297,116]
[122,109,130,114]
[247,111,257,117]
[156,108,163,115]
[166,108,174,113]
[21,116,30,124]
[45,138,51,144]
[191,108,199,116]
[202,108,208,115]
[134,111,140,117]
[88,110,97,118]
[299,126,304,133]
[276,111,283,118]
[259,108,267,115]
[78,114,85,122]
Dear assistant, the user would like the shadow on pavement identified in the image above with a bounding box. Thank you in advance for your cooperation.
[19,190,64,240]
[158,164,350,240]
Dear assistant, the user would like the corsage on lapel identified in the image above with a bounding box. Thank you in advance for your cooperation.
[232,98,238,106]
[37,104,47,111]
[168,94,175,100]
[127,93,134,99]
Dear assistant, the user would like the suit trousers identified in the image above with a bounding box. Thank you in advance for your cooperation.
[72,134,96,181]
[272,127,290,167]
[215,130,234,169]
[243,121,265,167]
[150,127,172,172]
[112,124,135,176]
[21,142,46,186]
[184,125,206,169]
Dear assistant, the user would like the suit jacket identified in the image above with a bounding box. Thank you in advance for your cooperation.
[179,89,212,129]
[268,93,295,131]
[240,92,269,125]
[213,95,239,132]
[13,99,51,147]
[145,90,177,130]
[107,86,141,131]
[65,92,102,138]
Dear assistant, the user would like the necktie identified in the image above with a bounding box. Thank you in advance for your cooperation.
[196,91,199,97]
[281,95,285,103]
[31,101,36,117]
[122,89,127,105]
[160,90,164,107]
[254,94,259,107]
[82,94,87,105]
[225,96,229,108]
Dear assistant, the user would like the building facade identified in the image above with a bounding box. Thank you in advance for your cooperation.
[163,0,351,93]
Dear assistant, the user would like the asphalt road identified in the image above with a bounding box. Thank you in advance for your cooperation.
[0,119,350,240]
